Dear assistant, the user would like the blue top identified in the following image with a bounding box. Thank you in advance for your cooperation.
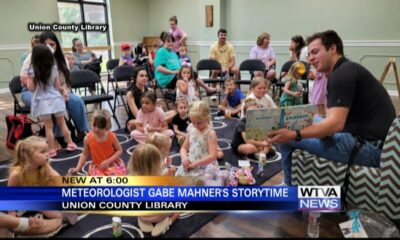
[227,88,245,107]
[154,47,180,88]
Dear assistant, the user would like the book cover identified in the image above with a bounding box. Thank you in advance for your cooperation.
[245,104,317,141]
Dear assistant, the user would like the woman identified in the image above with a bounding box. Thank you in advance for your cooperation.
[154,32,218,95]
[154,32,181,89]
[249,32,277,82]
[20,31,89,142]
[72,38,101,75]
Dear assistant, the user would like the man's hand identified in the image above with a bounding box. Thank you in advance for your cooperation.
[268,128,296,144]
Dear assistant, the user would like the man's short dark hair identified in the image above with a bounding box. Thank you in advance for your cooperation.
[306,30,344,55]
[218,28,227,36]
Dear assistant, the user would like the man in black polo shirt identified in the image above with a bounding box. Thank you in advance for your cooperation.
[269,30,396,186]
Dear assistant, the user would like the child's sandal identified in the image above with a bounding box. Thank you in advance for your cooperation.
[66,143,78,152]
[48,150,57,158]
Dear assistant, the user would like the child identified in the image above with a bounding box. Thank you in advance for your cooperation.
[146,132,177,176]
[0,212,62,238]
[178,45,191,67]
[148,41,160,72]
[232,98,277,160]
[68,109,126,176]
[310,70,327,117]
[27,44,77,157]
[172,99,190,146]
[241,77,276,117]
[128,144,180,236]
[8,136,76,225]
[279,61,305,107]
[180,101,224,175]
[118,42,135,66]
[176,65,199,103]
[64,52,80,71]
[218,78,245,118]
[130,91,174,144]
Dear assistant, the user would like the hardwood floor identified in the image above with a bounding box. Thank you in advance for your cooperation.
[0,79,399,237]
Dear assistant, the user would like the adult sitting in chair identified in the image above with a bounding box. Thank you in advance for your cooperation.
[154,32,181,89]
[156,32,218,95]
[209,28,239,80]
[249,32,277,82]
[268,30,396,186]
[72,38,101,76]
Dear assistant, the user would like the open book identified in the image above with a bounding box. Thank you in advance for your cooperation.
[245,104,317,141]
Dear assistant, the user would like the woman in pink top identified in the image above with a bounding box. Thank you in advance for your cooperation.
[249,32,277,82]
[169,16,187,55]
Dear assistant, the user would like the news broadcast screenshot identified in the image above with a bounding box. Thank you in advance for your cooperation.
[1,0,400,238]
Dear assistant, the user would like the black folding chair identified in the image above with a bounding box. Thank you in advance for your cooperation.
[112,65,135,116]
[106,59,120,94]
[238,59,266,92]
[154,80,176,110]
[70,70,121,129]
[9,76,30,115]
[196,59,224,100]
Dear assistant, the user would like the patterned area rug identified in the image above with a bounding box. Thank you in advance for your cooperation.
[0,109,282,238]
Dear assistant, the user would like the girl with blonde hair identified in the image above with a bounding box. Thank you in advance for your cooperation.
[279,61,305,106]
[128,144,179,236]
[180,101,224,175]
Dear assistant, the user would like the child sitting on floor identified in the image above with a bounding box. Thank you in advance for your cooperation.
[8,136,77,227]
[172,99,191,146]
[218,77,245,118]
[68,109,126,176]
[146,132,177,176]
[130,91,174,144]
[128,144,180,236]
[232,98,278,161]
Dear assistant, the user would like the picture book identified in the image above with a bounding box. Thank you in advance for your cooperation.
[245,104,317,140]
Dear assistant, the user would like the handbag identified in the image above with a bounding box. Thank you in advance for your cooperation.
[5,114,34,149]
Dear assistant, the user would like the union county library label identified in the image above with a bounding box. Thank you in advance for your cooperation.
[28,23,108,32]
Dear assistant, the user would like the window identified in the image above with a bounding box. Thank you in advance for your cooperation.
[57,0,110,73]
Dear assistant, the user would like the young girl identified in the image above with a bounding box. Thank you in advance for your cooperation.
[128,144,179,236]
[68,109,126,176]
[8,136,74,224]
[172,99,190,146]
[176,65,199,103]
[130,91,174,144]
[310,70,327,117]
[146,132,177,176]
[241,77,276,117]
[232,98,276,160]
[279,61,305,107]
[27,44,77,157]
[180,101,224,175]
[118,42,135,66]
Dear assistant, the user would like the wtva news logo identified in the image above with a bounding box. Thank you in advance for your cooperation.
[298,186,341,211]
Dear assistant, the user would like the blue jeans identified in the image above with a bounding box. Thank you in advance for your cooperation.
[279,132,382,185]
[21,88,89,137]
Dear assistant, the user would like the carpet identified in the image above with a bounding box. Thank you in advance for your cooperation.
[0,109,282,238]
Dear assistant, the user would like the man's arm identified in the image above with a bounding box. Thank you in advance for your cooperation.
[268,106,349,144]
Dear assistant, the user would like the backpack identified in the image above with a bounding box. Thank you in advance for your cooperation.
[5,114,33,149]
